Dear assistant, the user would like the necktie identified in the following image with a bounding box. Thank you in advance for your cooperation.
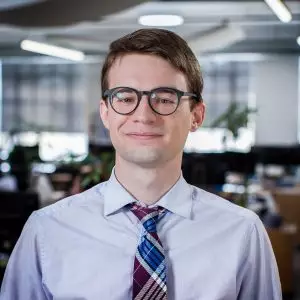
[130,204,167,300]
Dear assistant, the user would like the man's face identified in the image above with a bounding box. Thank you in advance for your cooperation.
[100,53,205,168]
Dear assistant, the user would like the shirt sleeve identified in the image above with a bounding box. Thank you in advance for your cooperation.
[237,216,282,300]
[0,212,49,300]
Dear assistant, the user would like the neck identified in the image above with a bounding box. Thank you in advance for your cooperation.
[114,155,182,206]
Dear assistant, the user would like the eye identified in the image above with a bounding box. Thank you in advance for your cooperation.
[160,98,175,104]
[152,90,177,104]
[113,91,136,103]
[152,94,176,104]
[118,97,134,103]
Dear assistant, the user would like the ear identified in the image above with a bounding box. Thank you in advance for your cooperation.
[99,99,110,130]
[190,102,205,132]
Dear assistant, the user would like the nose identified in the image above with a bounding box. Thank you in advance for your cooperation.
[132,94,157,123]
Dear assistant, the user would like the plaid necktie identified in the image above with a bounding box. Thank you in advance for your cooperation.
[131,204,167,300]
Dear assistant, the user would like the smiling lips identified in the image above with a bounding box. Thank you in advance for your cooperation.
[126,132,163,140]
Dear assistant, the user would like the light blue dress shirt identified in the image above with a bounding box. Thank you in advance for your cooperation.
[0,170,281,300]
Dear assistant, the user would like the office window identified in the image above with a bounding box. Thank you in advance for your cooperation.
[184,60,254,153]
[1,62,86,133]
[201,60,250,126]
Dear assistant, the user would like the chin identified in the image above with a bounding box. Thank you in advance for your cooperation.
[121,148,166,167]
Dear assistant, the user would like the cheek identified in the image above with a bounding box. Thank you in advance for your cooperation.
[107,119,118,137]
[107,113,126,138]
[106,121,120,149]
[169,116,191,142]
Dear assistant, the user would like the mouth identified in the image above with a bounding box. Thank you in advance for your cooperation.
[126,132,163,140]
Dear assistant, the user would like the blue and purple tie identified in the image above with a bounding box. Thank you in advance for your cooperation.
[131,204,167,300]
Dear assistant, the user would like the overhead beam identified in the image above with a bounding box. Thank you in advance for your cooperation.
[0,0,147,27]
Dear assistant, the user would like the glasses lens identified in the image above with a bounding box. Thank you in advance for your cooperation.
[149,88,179,115]
[111,88,138,114]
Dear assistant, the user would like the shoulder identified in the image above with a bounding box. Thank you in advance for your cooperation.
[34,181,108,220]
[190,185,261,228]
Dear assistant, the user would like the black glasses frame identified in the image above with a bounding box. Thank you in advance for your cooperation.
[103,86,201,116]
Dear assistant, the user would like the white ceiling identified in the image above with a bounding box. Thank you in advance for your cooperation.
[0,0,299,57]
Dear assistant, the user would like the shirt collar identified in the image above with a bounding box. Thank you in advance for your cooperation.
[103,168,135,216]
[103,167,193,219]
[154,175,193,219]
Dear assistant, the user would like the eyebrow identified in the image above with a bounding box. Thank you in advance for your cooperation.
[110,85,186,90]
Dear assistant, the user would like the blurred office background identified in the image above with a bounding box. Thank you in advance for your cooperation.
[0,0,300,298]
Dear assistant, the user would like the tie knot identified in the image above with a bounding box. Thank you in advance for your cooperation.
[131,204,165,233]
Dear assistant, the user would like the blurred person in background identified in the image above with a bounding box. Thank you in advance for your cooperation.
[0,28,281,300]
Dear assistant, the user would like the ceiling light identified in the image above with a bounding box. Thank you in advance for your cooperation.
[264,0,292,23]
[138,15,184,27]
[188,23,245,54]
[20,39,85,61]
[297,36,300,47]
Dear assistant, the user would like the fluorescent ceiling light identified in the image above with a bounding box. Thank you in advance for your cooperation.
[264,0,292,23]
[20,39,85,61]
[188,23,245,54]
[138,15,184,27]
[297,36,300,47]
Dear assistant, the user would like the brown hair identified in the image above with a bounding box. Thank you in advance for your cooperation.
[101,28,203,107]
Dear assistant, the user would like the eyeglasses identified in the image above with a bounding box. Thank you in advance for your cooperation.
[103,86,201,116]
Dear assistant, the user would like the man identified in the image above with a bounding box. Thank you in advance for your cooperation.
[0,28,281,300]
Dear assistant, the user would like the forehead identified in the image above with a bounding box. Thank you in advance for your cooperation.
[107,53,188,91]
